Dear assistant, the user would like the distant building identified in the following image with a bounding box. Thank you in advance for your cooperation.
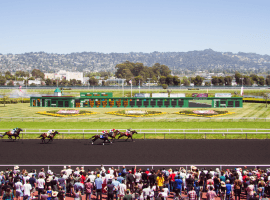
[44,70,83,82]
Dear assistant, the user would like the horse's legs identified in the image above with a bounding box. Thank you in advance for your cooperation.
[118,135,123,139]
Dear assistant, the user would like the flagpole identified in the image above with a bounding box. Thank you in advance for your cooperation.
[139,79,140,93]
[131,82,132,97]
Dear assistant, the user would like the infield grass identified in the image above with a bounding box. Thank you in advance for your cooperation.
[1,88,270,139]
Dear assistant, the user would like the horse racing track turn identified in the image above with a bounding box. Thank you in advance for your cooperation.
[1,139,270,167]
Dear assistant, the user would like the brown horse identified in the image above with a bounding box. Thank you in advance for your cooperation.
[91,134,112,145]
[38,131,59,143]
[117,130,138,142]
[0,128,23,141]
[107,130,120,142]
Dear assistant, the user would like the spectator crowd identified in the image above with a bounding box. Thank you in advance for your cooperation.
[1,165,270,200]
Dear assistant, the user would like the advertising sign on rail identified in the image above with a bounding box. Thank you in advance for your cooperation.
[192,93,208,97]
[152,93,168,98]
[134,93,150,98]
[170,93,186,97]
[215,93,232,98]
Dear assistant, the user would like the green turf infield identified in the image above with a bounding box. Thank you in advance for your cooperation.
[0,121,270,140]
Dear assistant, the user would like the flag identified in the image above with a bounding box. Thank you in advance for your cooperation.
[19,86,22,93]
[240,86,244,96]
[129,80,132,84]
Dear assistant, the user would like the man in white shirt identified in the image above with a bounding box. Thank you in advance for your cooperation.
[88,171,96,184]
[119,180,127,199]
[143,184,151,198]
[15,179,23,200]
[135,171,142,184]
[37,175,45,200]
[23,180,32,200]
[66,166,73,177]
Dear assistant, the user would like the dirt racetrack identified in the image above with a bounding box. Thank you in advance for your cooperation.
[1,139,270,165]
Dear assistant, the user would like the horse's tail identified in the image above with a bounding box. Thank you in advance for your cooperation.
[0,132,7,138]
[38,134,43,138]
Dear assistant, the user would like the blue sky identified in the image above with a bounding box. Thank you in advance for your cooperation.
[0,0,269,55]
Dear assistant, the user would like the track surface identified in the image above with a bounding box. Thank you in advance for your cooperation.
[1,139,270,165]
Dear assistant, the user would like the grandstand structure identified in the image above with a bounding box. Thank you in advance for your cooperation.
[30,90,243,108]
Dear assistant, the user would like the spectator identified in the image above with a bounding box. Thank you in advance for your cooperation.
[37,175,45,200]
[94,174,102,200]
[174,174,183,196]
[225,179,232,200]
[22,180,32,200]
[73,189,81,200]
[3,188,14,200]
[104,180,116,200]
[15,179,23,200]
[123,190,132,200]
[57,174,66,194]
[85,179,93,200]
[234,175,242,200]
[258,177,266,199]
[29,175,36,194]
[220,181,226,200]
[247,181,255,200]
[206,186,216,200]
[47,186,52,200]
[188,186,197,200]
[156,173,164,191]
[112,177,120,200]
[57,186,65,200]
[119,180,127,200]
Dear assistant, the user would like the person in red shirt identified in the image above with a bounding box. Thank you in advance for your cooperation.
[170,172,176,192]
[80,171,86,185]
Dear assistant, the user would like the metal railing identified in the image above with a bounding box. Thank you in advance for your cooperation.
[1,128,270,140]
[0,164,269,173]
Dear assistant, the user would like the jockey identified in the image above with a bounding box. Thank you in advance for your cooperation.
[11,128,18,135]
[100,130,107,138]
[109,129,115,134]
[47,129,55,137]
[126,128,131,136]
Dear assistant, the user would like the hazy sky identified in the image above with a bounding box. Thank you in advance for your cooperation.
[0,0,269,55]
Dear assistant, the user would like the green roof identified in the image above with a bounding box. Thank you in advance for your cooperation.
[54,88,61,93]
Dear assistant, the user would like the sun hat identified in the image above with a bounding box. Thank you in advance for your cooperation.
[221,181,226,187]
[14,166,19,170]
[52,191,58,197]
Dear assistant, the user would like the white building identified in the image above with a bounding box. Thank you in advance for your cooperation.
[44,70,83,82]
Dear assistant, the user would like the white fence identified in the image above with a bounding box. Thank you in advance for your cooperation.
[1,128,270,139]
[0,117,270,122]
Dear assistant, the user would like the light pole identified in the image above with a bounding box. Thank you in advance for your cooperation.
[178,78,181,91]
[147,78,152,91]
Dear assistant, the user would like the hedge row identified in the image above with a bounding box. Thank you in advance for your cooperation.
[0,99,30,104]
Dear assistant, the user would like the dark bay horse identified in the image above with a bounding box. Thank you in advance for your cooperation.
[91,134,112,145]
[107,130,120,142]
[117,130,138,142]
[0,128,23,141]
[38,131,59,143]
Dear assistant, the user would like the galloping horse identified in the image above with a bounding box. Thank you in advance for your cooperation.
[0,128,23,141]
[117,130,138,142]
[38,131,59,143]
[91,134,112,145]
[107,130,120,142]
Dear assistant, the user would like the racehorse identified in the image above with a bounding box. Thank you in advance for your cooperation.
[38,131,59,144]
[0,128,23,141]
[117,130,138,142]
[107,130,120,142]
[91,134,112,145]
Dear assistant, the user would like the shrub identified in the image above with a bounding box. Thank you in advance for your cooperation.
[162,84,168,89]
